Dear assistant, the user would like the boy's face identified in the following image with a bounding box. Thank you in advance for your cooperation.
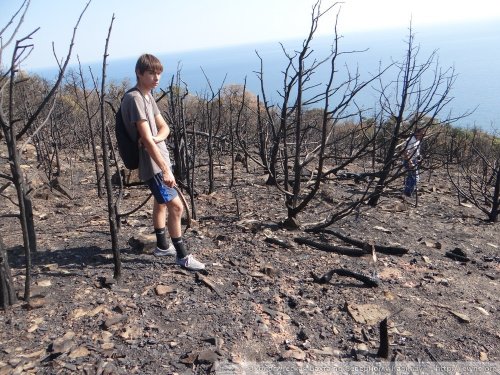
[137,69,161,91]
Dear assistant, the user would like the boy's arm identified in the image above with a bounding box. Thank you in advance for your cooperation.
[136,119,175,187]
[151,113,170,143]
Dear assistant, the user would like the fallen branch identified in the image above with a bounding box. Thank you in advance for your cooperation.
[175,187,192,233]
[312,229,409,256]
[311,268,379,287]
[118,193,153,218]
[295,237,367,257]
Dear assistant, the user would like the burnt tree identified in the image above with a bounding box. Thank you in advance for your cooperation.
[99,14,122,280]
[256,0,380,227]
[368,25,464,206]
[0,0,90,303]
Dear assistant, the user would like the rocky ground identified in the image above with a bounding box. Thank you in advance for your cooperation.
[0,154,499,375]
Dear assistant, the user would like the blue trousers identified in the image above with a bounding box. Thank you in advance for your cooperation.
[403,159,419,197]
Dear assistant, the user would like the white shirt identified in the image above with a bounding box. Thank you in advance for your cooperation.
[404,135,420,160]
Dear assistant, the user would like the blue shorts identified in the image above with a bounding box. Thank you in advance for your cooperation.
[147,173,178,204]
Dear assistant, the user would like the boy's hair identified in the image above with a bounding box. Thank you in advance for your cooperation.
[135,54,163,77]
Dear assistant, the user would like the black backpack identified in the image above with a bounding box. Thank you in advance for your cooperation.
[115,89,139,170]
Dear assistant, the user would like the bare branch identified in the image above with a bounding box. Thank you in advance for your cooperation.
[0,0,30,65]
[15,0,92,141]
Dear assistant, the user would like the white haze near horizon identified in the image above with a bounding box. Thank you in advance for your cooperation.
[1,0,500,70]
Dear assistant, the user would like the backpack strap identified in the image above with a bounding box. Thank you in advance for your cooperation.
[121,87,154,138]
[135,89,154,133]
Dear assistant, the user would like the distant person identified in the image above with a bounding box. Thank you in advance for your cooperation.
[402,128,424,198]
[121,54,205,271]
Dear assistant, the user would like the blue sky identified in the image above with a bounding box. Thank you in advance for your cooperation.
[2,0,500,70]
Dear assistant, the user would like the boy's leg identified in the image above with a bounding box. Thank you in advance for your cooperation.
[166,196,188,259]
[148,173,177,255]
[167,196,205,270]
[152,199,175,255]
[166,196,183,239]
[153,199,167,229]
[147,172,205,270]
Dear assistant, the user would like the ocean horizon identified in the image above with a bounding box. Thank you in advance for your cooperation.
[34,20,499,132]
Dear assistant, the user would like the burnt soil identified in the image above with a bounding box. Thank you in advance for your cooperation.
[0,155,499,374]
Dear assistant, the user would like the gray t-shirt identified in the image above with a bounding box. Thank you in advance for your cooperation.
[121,89,172,181]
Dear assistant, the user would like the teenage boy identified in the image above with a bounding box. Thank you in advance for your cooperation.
[121,54,205,271]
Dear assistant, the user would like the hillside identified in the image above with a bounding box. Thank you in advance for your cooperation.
[0,155,499,375]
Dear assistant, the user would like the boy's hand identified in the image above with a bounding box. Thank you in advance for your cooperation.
[162,169,176,188]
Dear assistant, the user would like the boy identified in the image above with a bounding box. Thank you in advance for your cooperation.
[121,54,205,271]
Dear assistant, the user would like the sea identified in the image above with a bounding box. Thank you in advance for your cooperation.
[35,20,499,132]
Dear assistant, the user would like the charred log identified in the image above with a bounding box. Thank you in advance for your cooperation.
[295,237,367,257]
[311,268,379,287]
[309,229,409,256]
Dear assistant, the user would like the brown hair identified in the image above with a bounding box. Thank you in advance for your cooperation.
[135,54,163,76]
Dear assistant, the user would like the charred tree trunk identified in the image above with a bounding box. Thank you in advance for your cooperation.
[23,195,37,254]
[189,120,198,219]
[76,57,103,198]
[3,121,34,301]
[377,318,390,358]
[256,97,269,172]
[2,56,36,301]
[166,74,185,180]
[488,165,500,222]
[0,235,17,309]
[99,14,121,280]
[207,100,215,194]
[229,106,236,188]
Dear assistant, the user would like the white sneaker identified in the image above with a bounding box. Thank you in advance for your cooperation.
[153,244,176,257]
[176,254,206,271]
